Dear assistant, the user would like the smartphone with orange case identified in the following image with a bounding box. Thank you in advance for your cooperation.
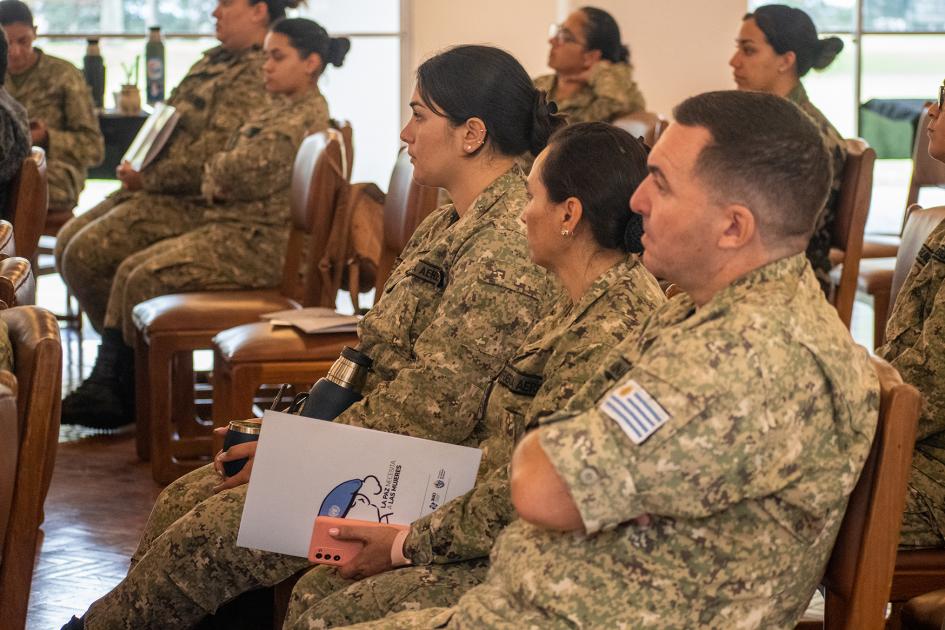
[308,516,407,566]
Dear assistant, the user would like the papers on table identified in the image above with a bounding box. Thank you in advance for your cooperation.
[237,411,482,558]
[121,103,179,171]
[261,307,361,334]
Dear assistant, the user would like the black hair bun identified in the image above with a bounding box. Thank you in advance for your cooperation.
[813,36,843,71]
[528,90,566,156]
[327,37,351,67]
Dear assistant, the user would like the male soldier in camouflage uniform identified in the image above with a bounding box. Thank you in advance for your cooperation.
[65,162,556,629]
[57,0,275,427]
[879,97,945,549]
[0,0,103,212]
[0,25,28,219]
[787,83,847,296]
[534,8,645,124]
[105,87,329,346]
[330,91,879,630]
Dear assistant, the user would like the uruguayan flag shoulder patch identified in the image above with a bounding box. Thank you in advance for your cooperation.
[599,380,671,445]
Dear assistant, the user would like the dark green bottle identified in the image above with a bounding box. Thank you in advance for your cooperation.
[83,38,105,109]
[145,26,165,104]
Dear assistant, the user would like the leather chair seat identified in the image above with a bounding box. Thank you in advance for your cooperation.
[856,257,896,294]
[133,291,298,335]
[214,322,355,363]
[903,588,945,630]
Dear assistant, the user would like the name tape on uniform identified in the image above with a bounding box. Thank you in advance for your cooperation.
[600,380,670,445]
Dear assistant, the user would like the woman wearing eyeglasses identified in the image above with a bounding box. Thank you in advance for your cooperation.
[534,6,645,124]
[730,4,846,296]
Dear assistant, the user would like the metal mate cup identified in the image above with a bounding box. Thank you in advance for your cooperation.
[222,418,262,477]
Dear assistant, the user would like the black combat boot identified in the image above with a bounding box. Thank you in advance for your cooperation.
[60,328,134,429]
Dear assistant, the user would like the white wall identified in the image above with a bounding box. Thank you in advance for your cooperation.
[407,0,747,119]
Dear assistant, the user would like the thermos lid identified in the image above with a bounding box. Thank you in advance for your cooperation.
[228,419,262,435]
[87,38,99,43]
[341,346,372,368]
[149,26,161,31]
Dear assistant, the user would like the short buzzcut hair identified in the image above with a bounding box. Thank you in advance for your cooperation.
[0,0,33,27]
[673,90,832,246]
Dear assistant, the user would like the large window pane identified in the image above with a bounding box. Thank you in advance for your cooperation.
[803,33,857,137]
[31,0,217,35]
[299,1,400,34]
[864,0,945,32]
[860,34,944,100]
[747,0,856,33]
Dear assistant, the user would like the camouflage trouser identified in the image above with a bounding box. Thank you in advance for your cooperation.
[899,453,945,549]
[334,607,451,629]
[102,223,285,345]
[46,158,83,211]
[83,464,310,630]
[285,559,489,629]
[56,190,204,331]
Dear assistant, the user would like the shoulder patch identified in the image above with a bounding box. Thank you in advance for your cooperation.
[599,380,670,445]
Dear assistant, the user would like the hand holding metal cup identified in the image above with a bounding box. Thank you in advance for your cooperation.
[221,419,262,477]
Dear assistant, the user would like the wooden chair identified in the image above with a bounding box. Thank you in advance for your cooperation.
[0,257,35,308]
[131,130,348,484]
[858,205,945,348]
[611,111,668,147]
[7,147,48,261]
[828,139,876,329]
[795,355,920,630]
[0,306,62,628]
[332,119,354,182]
[209,149,440,433]
[901,588,945,629]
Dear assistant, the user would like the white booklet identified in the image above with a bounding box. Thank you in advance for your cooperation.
[237,411,483,558]
[121,103,180,171]
[261,307,361,334]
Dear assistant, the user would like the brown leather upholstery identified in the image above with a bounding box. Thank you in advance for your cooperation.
[902,588,945,630]
[132,130,348,484]
[7,148,48,261]
[0,257,35,308]
[829,139,875,329]
[210,148,440,432]
[796,356,920,630]
[0,306,62,628]
[610,111,668,148]
[332,120,354,182]
[0,372,18,562]
[0,220,16,259]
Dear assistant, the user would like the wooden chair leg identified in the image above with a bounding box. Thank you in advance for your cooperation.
[134,330,151,462]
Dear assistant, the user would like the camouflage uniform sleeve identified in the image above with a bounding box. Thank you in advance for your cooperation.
[537,342,815,534]
[45,68,103,169]
[403,463,513,565]
[142,59,265,195]
[881,250,945,440]
[0,106,29,186]
[338,233,546,444]
[579,61,645,123]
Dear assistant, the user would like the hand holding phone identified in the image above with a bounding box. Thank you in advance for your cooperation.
[308,516,408,573]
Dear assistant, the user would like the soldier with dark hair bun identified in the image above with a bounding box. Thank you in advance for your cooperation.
[534,6,645,124]
[730,3,847,296]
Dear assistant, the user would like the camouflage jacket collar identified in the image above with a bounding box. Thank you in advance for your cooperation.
[205,43,264,67]
[659,252,811,330]
[787,82,810,108]
[460,165,526,223]
[562,253,642,325]
[7,47,45,85]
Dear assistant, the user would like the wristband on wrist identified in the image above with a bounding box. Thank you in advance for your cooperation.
[390,528,412,567]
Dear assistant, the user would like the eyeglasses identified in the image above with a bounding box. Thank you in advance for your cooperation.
[548,23,583,46]
[938,83,944,110]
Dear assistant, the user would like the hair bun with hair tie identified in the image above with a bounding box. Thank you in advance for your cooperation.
[546,101,558,115]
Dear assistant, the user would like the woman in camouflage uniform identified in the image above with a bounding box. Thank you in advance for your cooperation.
[285,123,666,629]
[62,45,562,630]
[730,4,847,296]
[60,0,305,428]
[533,7,645,124]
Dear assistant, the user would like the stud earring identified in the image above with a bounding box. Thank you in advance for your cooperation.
[560,229,571,237]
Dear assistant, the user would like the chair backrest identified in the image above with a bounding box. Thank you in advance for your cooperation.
[7,148,48,261]
[889,204,945,316]
[0,220,16,259]
[374,149,441,293]
[820,355,920,630]
[831,139,876,328]
[332,119,354,182]
[907,105,945,209]
[0,306,61,628]
[611,111,668,147]
[0,257,35,308]
[279,129,347,306]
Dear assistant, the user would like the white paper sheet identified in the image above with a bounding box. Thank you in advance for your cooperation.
[237,411,482,558]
